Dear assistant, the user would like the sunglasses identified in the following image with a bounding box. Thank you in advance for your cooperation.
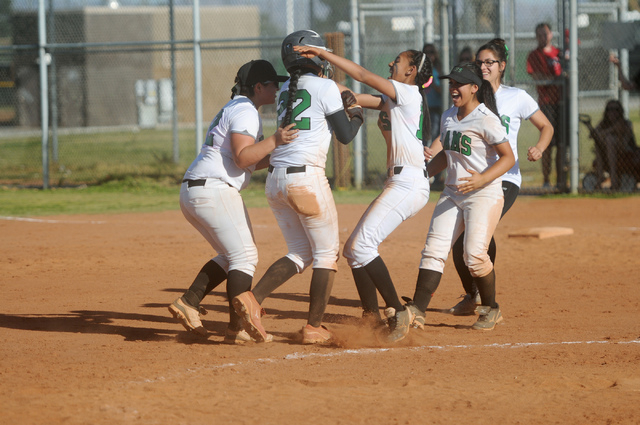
[475,59,500,67]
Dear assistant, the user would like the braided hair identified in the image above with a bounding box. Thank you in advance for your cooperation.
[406,49,433,146]
[280,67,303,128]
[459,61,500,118]
[476,38,509,83]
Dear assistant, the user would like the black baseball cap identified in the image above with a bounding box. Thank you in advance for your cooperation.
[440,65,483,86]
[237,60,289,86]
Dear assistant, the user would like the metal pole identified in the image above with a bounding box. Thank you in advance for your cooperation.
[441,0,450,111]
[619,0,629,117]
[568,0,579,194]
[48,0,58,163]
[351,0,363,189]
[425,0,434,43]
[193,0,203,154]
[38,0,49,189]
[287,0,294,34]
[170,0,179,163]
[509,0,516,86]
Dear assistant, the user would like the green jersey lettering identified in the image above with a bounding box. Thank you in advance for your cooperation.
[204,109,224,146]
[277,89,312,130]
[500,114,510,134]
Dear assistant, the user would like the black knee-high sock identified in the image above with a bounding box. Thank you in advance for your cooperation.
[412,268,443,312]
[452,234,476,296]
[226,270,253,331]
[364,256,403,312]
[308,268,336,327]
[182,260,227,308]
[474,269,497,309]
[351,267,380,316]
[252,257,298,304]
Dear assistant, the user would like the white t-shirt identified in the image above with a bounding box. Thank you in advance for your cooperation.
[183,95,261,191]
[270,73,343,168]
[379,80,426,170]
[494,85,540,187]
[440,103,508,188]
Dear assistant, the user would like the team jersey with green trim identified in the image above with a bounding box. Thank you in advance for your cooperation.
[183,95,262,191]
[440,103,508,188]
[378,80,426,170]
[271,73,343,168]
[494,85,540,187]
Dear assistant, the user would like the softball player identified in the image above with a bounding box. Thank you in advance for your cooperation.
[232,30,363,344]
[168,60,295,343]
[293,45,433,342]
[408,62,515,331]
[446,39,553,315]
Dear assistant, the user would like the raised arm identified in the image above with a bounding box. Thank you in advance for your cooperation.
[294,45,397,101]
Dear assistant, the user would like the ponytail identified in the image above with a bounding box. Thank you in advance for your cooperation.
[408,49,434,146]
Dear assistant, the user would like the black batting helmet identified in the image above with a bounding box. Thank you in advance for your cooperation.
[281,30,329,74]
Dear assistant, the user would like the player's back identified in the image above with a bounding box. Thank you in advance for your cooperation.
[271,73,343,168]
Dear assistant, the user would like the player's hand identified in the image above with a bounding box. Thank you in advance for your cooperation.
[527,146,542,162]
[424,146,434,161]
[294,45,322,58]
[456,169,485,194]
[275,123,298,146]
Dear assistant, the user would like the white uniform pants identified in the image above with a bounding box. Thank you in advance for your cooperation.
[344,166,430,268]
[180,179,258,276]
[265,165,339,272]
[420,183,503,278]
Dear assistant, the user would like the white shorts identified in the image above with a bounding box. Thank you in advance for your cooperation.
[265,165,339,272]
[180,179,258,276]
[419,183,503,278]
[344,166,430,268]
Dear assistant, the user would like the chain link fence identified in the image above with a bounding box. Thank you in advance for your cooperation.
[1,0,638,193]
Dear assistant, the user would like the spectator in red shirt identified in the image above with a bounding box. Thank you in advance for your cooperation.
[527,22,566,190]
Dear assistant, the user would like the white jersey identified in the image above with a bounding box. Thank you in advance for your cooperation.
[379,80,427,170]
[440,103,508,188]
[494,85,540,187]
[270,73,343,168]
[183,95,262,191]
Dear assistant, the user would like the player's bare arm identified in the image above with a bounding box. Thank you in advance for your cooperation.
[294,45,397,101]
[527,109,553,161]
[231,123,298,169]
[426,150,447,177]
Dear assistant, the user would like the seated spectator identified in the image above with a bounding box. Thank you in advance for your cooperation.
[587,100,637,190]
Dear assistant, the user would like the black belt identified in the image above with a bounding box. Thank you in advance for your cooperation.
[268,165,306,174]
[388,166,428,178]
[182,179,206,187]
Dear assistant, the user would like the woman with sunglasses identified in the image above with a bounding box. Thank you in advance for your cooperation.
[408,62,515,331]
[169,60,297,343]
[442,39,553,317]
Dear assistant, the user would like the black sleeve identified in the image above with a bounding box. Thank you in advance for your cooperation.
[326,109,363,145]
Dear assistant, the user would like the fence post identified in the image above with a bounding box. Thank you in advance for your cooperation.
[326,32,352,189]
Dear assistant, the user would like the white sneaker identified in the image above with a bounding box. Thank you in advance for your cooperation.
[168,297,207,336]
[223,327,273,344]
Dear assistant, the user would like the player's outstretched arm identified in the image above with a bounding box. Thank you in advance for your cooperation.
[294,45,396,100]
[231,123,298,169]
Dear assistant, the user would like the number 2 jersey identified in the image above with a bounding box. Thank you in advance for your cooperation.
[271,73,344,168]
[183,95,262,191]
[439,103,508,188]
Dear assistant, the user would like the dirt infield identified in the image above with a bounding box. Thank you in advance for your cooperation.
[2,196,639,425]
